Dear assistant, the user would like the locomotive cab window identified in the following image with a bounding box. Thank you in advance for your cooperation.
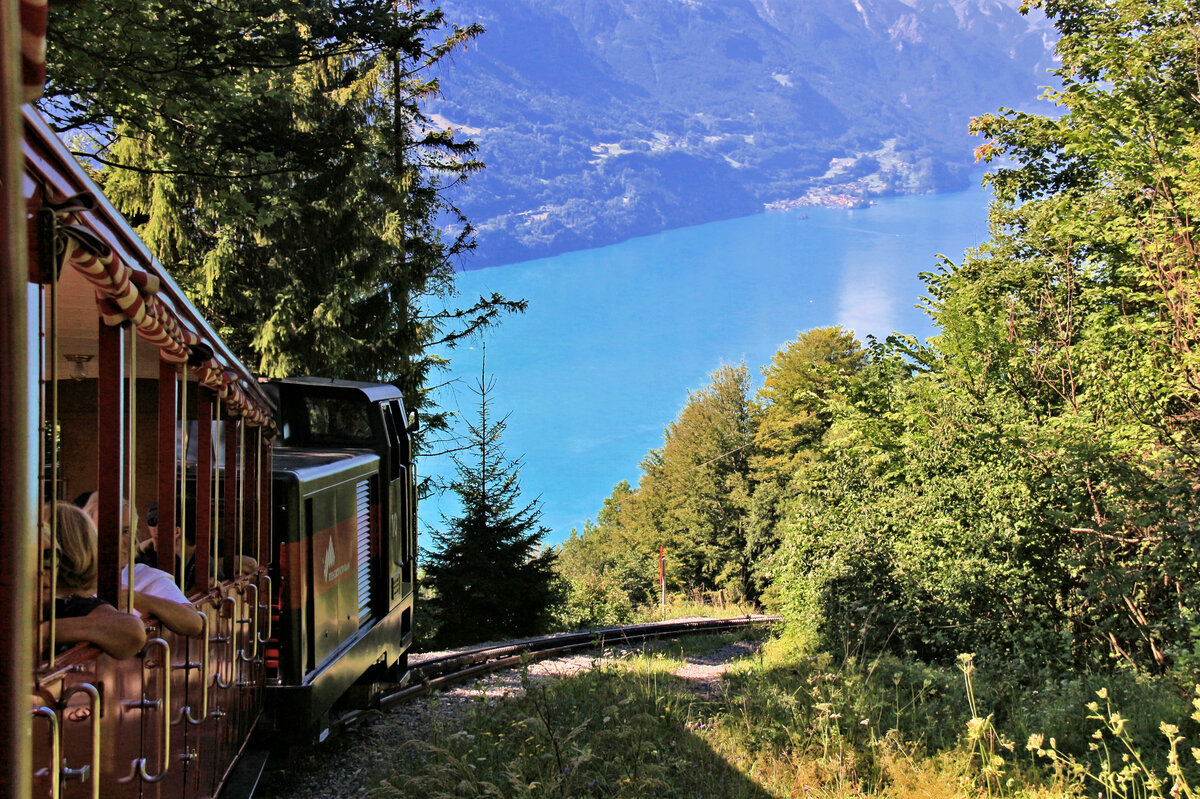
[306,397,373,441]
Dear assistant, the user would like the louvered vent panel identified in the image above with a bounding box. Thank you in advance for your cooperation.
[356,479,373,625]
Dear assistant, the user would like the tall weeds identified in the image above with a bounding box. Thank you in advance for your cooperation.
[365,633,1197,798]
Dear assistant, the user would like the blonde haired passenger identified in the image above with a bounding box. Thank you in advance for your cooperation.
[120,537,204,637]
[43,502,146,659]
[74,492,203,637]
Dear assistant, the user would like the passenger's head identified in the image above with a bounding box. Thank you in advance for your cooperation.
[81,491,98,525]
[81,491,136,537]
[146,498,198,552]
[49,502,97,595]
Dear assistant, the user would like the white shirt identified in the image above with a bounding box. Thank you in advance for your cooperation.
[120,563,191,604]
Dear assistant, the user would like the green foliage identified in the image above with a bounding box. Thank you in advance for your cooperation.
[422,368,562,648]
[555,511,643,628]
[643,363,757,599]
[1024,685,1200,798]
[747,326,867,602]
[554,332,867,624]
[775,343,1080,667]
[754,325,866,475]
[766,0,1200,673]
[260,632,1196,798]
[359,631,1195,797]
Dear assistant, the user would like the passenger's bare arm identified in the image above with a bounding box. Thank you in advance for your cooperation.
[50,604,147,659]
[131,592,204,637]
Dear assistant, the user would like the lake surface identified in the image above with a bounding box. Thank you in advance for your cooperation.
[425,180,995,546]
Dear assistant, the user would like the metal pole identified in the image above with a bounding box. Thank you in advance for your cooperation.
[0,1,34,795]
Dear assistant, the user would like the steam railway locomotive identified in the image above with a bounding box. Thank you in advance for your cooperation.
[0,17,418,798]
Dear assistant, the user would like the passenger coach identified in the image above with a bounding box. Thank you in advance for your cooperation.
[20,105,277,798]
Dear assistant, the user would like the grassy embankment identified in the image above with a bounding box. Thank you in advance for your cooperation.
[369,606,1200,798]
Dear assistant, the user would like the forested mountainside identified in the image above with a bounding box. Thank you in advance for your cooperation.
[431,0,1055,268]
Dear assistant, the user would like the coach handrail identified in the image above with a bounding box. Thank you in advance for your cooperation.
[32,706,60,799]
[128,638,171,783]
[58,683,100,799]
[257,574,272,648]
[213,595,235,689]
[183,611,210,725]
[238,582,258,663]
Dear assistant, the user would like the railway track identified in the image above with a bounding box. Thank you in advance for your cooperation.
[243,614,782,799]
[330,614,782,736]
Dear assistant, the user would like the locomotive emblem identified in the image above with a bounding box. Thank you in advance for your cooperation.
[322,531,351,585]
[324,537,336,583]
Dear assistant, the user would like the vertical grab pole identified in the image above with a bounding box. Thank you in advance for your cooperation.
[253,427,261,566]
[124,328,136,613]
[195,389,213,594]
[42,262,57,665]
[223,415,237,584]
[258,430,271,567]
[236,419,245,576]
[96,321,124,606]
[0,6,36,795]
[177,370,187,588]
[158,361,178,585]
[212,400,224,589]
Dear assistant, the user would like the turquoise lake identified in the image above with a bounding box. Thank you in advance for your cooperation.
[425,179,995,546]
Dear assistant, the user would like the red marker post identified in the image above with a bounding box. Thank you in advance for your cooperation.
[659,546,666,620]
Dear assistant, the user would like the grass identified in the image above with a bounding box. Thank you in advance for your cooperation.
[366,629,1200,798]
[630,592,763,624]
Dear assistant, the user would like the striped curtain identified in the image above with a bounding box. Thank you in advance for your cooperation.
[53,205,275,429]
[20,0,47,102]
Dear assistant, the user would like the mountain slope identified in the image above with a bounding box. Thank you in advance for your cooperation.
[432,0,1055,268]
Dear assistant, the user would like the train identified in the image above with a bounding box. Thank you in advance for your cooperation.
[1,10,419,797]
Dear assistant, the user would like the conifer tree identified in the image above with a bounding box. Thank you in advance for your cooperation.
[422,363,561,647]
[40,0,524,442]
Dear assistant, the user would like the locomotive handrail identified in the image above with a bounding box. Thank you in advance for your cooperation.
[32,706,60,799]
[58,683,100,799]
[128,638,172,783]
[182,610,211,725]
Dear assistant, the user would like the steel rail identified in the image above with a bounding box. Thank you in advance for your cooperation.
[376,614,781,715]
